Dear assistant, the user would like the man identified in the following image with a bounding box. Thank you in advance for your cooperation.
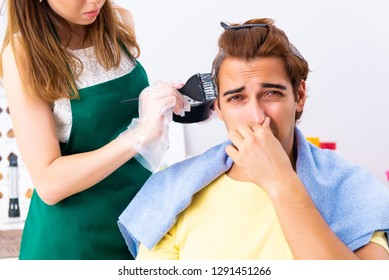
[118,18,389,259]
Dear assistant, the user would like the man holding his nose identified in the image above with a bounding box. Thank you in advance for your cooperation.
[119,18,389,260]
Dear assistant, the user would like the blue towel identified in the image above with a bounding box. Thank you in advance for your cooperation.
[118,127,389,257]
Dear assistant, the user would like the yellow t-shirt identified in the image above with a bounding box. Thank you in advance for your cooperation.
[138,174,293,259]
[137,174,389,260]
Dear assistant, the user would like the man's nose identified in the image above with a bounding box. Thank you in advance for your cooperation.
[246,100,266,124]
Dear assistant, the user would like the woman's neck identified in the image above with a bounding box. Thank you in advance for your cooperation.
[57,24,90,50]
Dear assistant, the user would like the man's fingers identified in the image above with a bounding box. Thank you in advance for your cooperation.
[262,117,271,128]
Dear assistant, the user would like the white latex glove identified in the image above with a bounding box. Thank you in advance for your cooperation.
[119,81,190,171]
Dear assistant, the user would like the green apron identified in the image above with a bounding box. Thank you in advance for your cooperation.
[19,61,151,260]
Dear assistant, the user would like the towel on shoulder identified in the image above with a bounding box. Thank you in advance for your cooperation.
[118,126,389,257]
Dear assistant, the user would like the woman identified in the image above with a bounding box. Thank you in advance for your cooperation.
[0,0,187,259]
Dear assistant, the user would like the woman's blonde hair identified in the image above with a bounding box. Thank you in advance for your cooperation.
[0,0,140,102]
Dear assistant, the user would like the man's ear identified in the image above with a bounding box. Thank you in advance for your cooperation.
[214,97,224,121]
[296,80,307,113]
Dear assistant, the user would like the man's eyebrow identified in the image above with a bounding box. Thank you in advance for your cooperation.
[221,83,287,96]
[222,86,245,96]
[261,83,287,90]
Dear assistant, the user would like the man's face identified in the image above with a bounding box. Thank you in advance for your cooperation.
[215,56,306,157]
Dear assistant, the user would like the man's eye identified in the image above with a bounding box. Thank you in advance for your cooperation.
[226,95,243,102]
[264,91,284,99]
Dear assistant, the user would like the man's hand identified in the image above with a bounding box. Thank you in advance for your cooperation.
[225,117,297,194]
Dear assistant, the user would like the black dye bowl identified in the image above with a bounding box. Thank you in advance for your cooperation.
[173,100,215,123]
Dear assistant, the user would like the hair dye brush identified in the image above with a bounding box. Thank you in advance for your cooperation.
[173,73,217,123]
[120,73,217,123]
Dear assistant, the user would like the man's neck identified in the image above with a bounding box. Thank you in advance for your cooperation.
[225,164,251,182]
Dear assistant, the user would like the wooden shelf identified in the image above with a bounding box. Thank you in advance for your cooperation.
[0,229,22,258]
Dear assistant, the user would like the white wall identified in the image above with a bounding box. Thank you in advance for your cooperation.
[116,0,389,185]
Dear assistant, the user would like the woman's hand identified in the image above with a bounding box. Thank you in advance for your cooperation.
[119,81,190,171]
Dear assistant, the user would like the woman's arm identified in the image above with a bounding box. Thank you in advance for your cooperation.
[3,42,187,206]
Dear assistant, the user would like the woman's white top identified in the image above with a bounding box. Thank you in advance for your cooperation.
[52,47,135,143]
